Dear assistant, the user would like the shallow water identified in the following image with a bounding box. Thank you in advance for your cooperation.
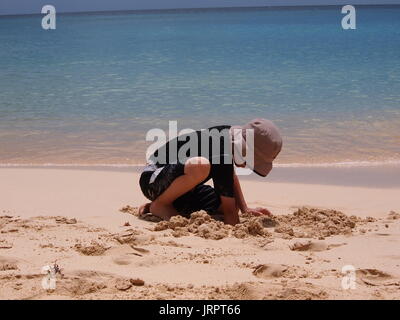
[0,6,399,165]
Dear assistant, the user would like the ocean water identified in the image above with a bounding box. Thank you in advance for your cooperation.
[0,6,399,166]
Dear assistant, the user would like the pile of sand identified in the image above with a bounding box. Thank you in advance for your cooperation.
[388,211,400,220]
[0,257,18,271]
[55,217,77,225]
[119,205,137,216]
[74,241,110,256]
[120,205,162,222]
[0,216,13,228]
[150,207,373,240]
[271,207,372,239]
[154,211,271,240]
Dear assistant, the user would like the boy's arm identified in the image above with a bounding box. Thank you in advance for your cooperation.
[217,169,271,225]
[220,196,240,225]
[233,171,272,217]
[212,164,240,225]
[233,170,248,213]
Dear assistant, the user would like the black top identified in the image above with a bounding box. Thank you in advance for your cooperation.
[149,125,234,197]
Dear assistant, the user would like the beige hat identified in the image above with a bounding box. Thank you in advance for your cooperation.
[231,118,282,177]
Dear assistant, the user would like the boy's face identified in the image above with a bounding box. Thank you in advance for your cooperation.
[233,147,280,174]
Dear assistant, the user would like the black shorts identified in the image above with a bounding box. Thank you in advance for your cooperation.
[139,163,221,216]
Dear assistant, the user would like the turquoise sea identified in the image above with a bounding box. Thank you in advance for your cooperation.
[0,6,399,165]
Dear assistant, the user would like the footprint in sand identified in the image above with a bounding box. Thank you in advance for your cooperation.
[252,264,288,279]
[356,268,398,286]
[107,244,150,266]
[289,240,346,252]
[107,245,136,265]
[113,256,133,265]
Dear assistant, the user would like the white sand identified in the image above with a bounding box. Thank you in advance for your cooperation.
[0,167,399,300]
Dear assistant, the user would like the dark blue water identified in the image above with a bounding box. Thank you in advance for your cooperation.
[0,6,399,165]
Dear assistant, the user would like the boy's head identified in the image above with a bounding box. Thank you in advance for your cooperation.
[231,118,282,177]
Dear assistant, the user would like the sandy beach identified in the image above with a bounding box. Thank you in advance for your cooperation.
[1,3,400,304]
[0,167,399,300]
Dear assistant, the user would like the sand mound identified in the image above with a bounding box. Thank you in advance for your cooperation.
[289,240,329,251]
[0,216,13,230]
[74,241,110,256]
[226,282,267,300]
[120,205,137,215]
[60,277,107,296]
[0,256,18,271]
[55,217,77,224]
[153,211,271,240]
[0,239,13,249]
[113,228,144,245]
[273,207,367,239]
[152,207,366,240]
[388,211,400,220]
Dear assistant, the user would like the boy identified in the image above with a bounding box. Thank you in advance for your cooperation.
[139,118,282,225]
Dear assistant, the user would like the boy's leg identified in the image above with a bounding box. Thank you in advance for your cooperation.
[150,157,210,220]
[173,184,222,216]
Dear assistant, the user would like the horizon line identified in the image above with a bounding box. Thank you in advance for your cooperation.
[1,3,399,18]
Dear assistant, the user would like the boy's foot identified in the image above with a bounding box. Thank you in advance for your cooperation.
[138,202,162,222]
[138,202,151,215]
[150,200,179,221]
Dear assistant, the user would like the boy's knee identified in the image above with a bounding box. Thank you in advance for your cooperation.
[184,157,211,181]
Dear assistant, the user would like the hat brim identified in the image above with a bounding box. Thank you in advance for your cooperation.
[229,125,243,138]
[230,124,273,177]
[253,161,272,177]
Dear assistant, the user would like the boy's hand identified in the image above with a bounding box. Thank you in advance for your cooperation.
[245,207,272,217]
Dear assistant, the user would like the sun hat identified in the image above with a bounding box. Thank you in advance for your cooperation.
[231,118,282,177]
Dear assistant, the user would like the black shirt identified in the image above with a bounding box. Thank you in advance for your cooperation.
[149,125,234,197]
